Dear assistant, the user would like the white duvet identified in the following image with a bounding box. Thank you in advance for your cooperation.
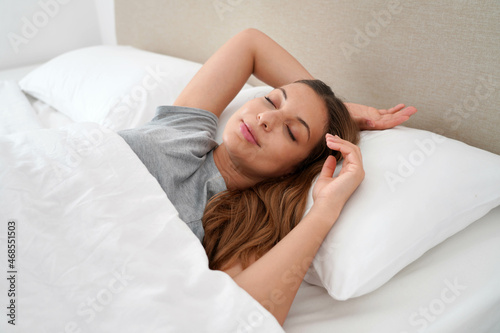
[0,81,283,333]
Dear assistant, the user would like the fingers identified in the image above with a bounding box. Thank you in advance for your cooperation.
[371,105,418,129]
[400,105,418,117]
[375,115,410,129]
[325,133,358,152]
[382,103,406,114]
[319,155,337,178]
[313,134,365,203]
[383,104,418,116]
[325,134,363,166]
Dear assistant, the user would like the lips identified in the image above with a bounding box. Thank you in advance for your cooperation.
[240,122,259,146]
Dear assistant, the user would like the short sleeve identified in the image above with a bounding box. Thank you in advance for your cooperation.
[152,105,219,136]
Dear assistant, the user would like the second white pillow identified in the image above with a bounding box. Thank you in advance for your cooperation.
[19,45,204,131]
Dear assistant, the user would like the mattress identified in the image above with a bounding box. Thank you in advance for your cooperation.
[1,54,499,333]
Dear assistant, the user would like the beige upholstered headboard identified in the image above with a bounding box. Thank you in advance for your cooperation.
[115,0,500,154]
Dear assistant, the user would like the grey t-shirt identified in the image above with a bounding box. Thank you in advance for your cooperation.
[118,106,227,241]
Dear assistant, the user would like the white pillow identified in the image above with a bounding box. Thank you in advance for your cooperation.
[303,126,500,300]
[19,45,204,131]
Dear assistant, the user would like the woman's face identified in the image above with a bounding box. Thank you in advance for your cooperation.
[222,82,328,180]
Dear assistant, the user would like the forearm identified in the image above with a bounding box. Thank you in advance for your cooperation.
[247,28,314,87]
[231,204,340,325]
[201,28,314,90]
[204,28,313,88]
[174,28,313,116]
[174,29,255,114]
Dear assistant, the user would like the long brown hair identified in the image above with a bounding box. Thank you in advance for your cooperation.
[203,79,359,271]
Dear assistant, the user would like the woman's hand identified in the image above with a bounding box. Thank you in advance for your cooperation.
[345,102,417,130]
[312,134,365,215]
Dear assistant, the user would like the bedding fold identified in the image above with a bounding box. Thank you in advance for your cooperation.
[0,80,42,135]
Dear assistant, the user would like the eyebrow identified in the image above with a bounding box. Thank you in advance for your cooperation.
[278,87,287,100]
[297,117,311,141]
[279,87,311,141]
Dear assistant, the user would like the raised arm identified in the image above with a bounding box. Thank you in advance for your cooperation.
[224,135,364,325]
[174,28,313,117]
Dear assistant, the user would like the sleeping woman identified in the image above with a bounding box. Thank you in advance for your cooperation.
[118,28,416,325]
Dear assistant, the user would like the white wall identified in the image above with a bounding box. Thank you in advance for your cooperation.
[94,0,116,46]
[0,0,116,71]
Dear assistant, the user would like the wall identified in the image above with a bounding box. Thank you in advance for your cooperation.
[0,0,116,70]
[115,0,500,155]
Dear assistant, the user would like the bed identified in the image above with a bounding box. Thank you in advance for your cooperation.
[1,1,499,332]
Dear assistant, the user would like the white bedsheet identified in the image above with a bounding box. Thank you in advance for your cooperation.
[0,81,42,135]
[0,83,283,332]
[0,65,73,130]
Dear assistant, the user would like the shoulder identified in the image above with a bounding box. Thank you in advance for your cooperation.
[118,105,220,163]
[153,105,219,131]
[119,105,219,140]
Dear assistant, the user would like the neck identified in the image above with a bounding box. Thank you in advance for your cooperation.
[213,143,261,191]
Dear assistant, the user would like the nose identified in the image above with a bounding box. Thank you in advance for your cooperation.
[257,111,280,131]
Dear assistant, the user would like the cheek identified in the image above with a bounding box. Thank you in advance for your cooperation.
[266,143,308,174]
[222,115,241,145]
[234,101,255,117]
[221,105,252,140]
[221,126,231,144]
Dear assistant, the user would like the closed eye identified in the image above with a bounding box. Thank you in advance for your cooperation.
[265,96,297,141]
[265,96,276,108]
[286,125,297,141]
